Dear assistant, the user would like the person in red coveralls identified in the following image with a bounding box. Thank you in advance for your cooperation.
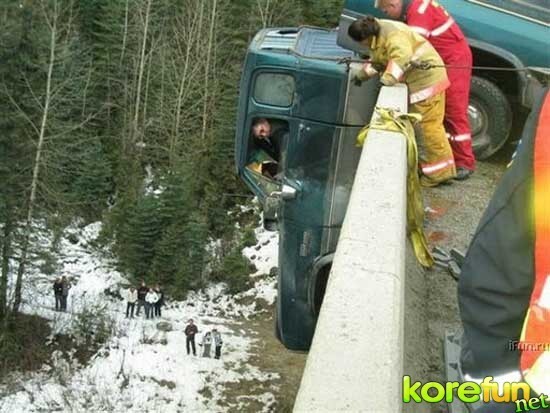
[378,0,476,180]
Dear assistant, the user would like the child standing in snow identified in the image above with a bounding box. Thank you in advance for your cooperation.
[200,331,212,357]
[145,288,158,319]
[212,328,223,359]
[136,280,148,316]
[125,286,138,318]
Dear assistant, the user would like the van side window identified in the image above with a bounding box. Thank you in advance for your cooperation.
[247,118,288,181]
[253,73,295,107]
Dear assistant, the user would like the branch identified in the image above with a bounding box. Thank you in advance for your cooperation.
[1,86,41,138]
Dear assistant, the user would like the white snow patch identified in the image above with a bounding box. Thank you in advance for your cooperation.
[0,217,280,412]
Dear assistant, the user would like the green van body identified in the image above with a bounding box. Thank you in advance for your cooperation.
[235,28,380,350]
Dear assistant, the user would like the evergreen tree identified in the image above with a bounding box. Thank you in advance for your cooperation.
[299,0,342,27]
[151,223,185,291]
[0,0,351,306]
[70,138,113,220]
[176,211,209,293]
[118,194,162,279]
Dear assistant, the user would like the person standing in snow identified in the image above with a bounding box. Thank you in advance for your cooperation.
[185,319,198,356]
[125,286,138,318]
[53,277,63,311]
[212,328,223,360]
[136,280,148,317]
[145,288,158,320]
[60,276,71,312]
[200,331,212,357]
[154,284,164,318]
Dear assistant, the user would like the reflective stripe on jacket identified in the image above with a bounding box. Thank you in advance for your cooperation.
[406,0,469,64]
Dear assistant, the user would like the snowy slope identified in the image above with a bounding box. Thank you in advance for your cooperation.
[0,221,280,412]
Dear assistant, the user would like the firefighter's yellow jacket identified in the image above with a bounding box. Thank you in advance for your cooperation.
[363,19,450,103]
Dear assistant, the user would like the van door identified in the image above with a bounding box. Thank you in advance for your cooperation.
[280,120,341,227]
[237,69,296,203]
[276,119,342,349]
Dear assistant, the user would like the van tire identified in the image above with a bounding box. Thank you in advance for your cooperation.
[469,76,512,160]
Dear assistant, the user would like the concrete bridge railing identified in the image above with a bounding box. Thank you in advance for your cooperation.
[294,84,409,413]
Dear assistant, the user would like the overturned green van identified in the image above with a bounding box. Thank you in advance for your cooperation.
[234,27,382,350]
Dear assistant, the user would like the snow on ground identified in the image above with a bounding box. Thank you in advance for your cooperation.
[0,220,280,413]
[242,224,279,306]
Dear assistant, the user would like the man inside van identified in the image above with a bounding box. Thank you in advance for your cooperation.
[251,118,285,162]
[251,118,288,179]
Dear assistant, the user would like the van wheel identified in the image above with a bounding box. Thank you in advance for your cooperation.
[469,76,512,160]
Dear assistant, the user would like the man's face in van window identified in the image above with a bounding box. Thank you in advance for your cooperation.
[253,120,272,139]
[379,0,403,19]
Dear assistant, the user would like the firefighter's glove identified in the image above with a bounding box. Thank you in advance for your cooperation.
[349,62,378,86]
[380,72,398,86]
[371,62,385,72]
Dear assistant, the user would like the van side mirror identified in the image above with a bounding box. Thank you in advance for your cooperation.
[269,184,297,200]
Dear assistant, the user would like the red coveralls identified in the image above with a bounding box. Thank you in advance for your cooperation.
[405,0,476,171]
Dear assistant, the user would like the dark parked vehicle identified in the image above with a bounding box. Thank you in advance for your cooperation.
[337,0,550,159]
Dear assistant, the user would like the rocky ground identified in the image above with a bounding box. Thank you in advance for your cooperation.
[404,145,512,413]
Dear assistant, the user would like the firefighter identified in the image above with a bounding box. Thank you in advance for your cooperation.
[458,88,550,412]
[378,0,476,180]
[348,16,456,186]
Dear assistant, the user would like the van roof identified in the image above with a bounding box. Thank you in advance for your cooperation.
[252,27,354,60]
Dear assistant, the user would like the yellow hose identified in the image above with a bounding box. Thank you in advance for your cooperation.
[356,107,435,268]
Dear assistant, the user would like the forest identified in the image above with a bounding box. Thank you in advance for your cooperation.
[0,0,342,328]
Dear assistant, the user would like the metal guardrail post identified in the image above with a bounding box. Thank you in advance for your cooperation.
[294,84,409,413]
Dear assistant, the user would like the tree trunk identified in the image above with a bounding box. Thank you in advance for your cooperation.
[119,0,130,67]
[0,209,12,320]
[132,0,152,145]
[199,0,217,145]
[13,1,58,313]
[171,0,204,167]
[257,0,273,28]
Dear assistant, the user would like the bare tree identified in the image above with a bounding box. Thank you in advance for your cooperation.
[169,0,207,166]
[199,0,218,146]
[0,211,12,320]
[6,0,92,313]
[11,0,61,312]
[131,0,152,147]
[256,0,275,28]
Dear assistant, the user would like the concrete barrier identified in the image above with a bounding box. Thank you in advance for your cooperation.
[293,84,409,413]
